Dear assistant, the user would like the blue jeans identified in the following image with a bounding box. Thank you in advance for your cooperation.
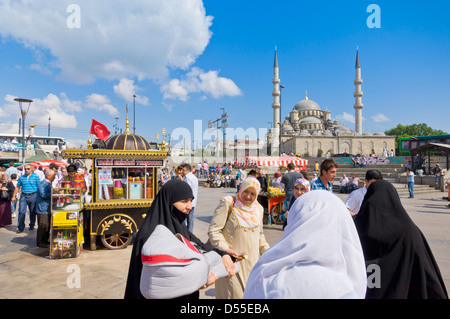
[11,201,17,214]
[408,182,414,198]
[185,207,195,233]
[17,193,37,231]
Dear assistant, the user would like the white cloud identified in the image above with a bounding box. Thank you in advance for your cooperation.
[114,78,149,105]
[0,0,213,83]
[84,94,119,117]
[1,94,78,128]
[335,112,355,123]
[161,79,190,101]
[371,113,390,123]
[161,67,242,101]
[60,93,82,112]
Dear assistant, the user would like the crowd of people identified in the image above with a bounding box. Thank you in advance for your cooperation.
[1,156,448,299]
[123,157,448,300]
[0,160,91,248]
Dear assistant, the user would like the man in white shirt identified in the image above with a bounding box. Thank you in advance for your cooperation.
[181,163,198,233]
[6,161,18,179]
[338,174,349,193]
[32,166,45,181]
[345,169,383,216]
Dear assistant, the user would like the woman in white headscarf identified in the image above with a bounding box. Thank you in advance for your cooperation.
[208,177,270,299]
[243,190,367,299]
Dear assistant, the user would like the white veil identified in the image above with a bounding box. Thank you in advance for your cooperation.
[244,190,367,299]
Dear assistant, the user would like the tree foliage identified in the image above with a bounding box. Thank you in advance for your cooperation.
[385,123,447,137]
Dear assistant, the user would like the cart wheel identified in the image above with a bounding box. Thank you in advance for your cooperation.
[101,233,132,250]
[271,203,285,225]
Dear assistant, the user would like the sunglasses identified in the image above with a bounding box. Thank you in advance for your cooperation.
[25,168,31,170]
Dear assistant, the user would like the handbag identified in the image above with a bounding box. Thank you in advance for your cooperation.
[1,184,9,199]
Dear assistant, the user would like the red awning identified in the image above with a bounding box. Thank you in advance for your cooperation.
[236,156,309,167]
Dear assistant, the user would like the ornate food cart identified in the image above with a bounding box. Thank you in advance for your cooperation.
[62,115,168,250]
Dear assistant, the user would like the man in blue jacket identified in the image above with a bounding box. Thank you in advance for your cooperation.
[36,169,56,248]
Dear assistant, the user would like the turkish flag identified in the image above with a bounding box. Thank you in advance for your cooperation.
[90,119,111,141]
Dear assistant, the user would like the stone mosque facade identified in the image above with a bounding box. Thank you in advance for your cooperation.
[266,48,395,157]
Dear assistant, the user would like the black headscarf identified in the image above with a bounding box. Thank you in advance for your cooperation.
[124,179,228,299]
[354,180,448,299]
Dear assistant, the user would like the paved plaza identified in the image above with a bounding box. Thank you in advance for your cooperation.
[0,185,449,299]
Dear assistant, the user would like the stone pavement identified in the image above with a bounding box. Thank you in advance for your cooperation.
[0,186,449,299]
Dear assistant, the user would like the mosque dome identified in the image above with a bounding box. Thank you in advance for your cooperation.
[299,129,310,136]
[281,124,294,133]
[312,131,322,136]
[373,131,386,136]
[334,125,352,133]
[362,131,373,136]
[323,130,333,136]
[300,116,322,124]
[294,91,321,111]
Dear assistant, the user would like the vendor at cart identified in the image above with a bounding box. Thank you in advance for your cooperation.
[60,164,77,187]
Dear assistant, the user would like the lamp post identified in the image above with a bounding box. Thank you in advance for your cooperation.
[279,85,285,155]
[133,94,136,134]
[220,107,226,164]
[14,98,33,168]
[114,116,120,135]
[48,115,51,137]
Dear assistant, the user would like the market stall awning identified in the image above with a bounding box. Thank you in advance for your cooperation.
[236,156,309,167]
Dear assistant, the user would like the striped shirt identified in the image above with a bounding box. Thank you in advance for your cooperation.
[17,173,41,194]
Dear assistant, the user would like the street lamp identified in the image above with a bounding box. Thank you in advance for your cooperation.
[279,85,285,154]
[48,115,51,137]
[14,98,33,168]
[220,107,226,163]
[114,116,120,135]
[133,94,136,134]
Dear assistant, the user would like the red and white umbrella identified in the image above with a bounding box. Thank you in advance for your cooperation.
[36,159,68,168]
[19,159,68,170]
[236,156,309,167]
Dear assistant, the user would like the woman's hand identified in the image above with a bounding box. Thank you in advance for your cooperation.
[222,254,236,277]
[200,271,218,289]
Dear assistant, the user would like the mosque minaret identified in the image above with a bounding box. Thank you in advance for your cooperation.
[353,47,364,135]
[271,47,281,148]
[267,47,395,157]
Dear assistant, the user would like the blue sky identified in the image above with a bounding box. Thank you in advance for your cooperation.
[0,0,448,149]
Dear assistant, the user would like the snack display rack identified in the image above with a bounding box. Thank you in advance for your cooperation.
[50,187,84,259]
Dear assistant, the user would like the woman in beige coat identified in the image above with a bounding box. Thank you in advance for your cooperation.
[208,177,270,299]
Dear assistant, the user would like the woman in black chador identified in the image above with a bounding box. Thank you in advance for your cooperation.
[124,179,235,299]
[354,180,448,299]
